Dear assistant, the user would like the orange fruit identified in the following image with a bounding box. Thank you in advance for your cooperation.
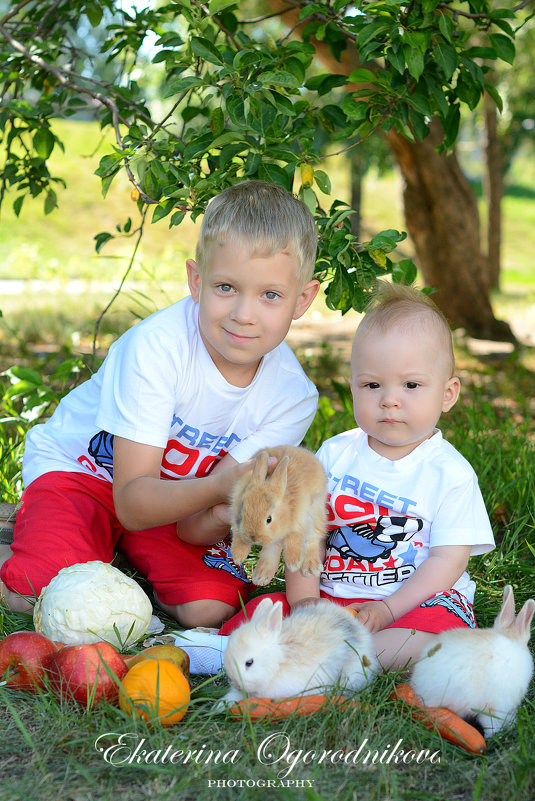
[119,658,190,725]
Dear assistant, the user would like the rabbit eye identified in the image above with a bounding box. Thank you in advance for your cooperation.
[266,515,272,524]
[245,658,254,668]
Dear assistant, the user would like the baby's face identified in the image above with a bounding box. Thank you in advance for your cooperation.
[350,323,460,460]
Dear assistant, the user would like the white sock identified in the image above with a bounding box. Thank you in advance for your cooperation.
[172,629,229,675]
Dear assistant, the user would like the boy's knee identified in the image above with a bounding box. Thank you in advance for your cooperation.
[0,580,34,614]
[158,596,238,629]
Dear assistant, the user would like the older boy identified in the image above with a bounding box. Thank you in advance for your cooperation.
[0,181,320,627]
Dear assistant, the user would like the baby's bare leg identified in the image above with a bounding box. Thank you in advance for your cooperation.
[0,544,34,613]
[373,628,435,671]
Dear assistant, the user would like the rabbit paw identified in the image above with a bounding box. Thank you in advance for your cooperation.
[231,540,251,566]
[299,558,324,578]
[251,563,277,586]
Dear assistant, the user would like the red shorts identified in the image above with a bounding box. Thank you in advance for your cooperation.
[1,471,252,608]
[219,589,476,636]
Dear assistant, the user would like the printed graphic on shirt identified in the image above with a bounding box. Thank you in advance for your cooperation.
[322,508,424,590]
[421,589,476,628]
[202,536,251,584]
[88,430,115,477]
[160,414,241,480]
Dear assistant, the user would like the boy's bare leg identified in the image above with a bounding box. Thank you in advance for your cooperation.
[0,544,34,613]
[154,592,237,629]
[373,628,434,671]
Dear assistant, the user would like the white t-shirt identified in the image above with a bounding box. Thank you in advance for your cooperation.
[315,428,495,604]
[23,297,318,486]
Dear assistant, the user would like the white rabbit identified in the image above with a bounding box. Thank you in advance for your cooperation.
[222,597,379,705]
[410,585,535,739]
[230,445,328,586]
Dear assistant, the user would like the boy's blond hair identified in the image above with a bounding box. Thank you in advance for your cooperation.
[355,280,456,376]
[195,180,318,288]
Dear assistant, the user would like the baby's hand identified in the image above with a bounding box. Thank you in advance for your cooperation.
[349,600,394,633]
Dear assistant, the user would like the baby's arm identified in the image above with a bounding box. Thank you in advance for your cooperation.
[285,568,321,610]
[351,544,471,633]
[112,437,250,539]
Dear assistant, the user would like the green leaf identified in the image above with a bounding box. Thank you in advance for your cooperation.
[392,258,418,285]
[94,231,113,253]
[210,107,225,136]
[209,0,236,14]
[257,71,300,89]
[314,169,331,195]
[434,41,457,81]
[190,36,224,66]
[488,33,515,65]
[152,199,175,223]
[348,68,378,85]
[33,127,55,159]
[404,45,424,81]
[438,13,455,43]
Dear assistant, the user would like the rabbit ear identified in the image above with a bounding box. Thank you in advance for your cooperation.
[515,598,535,644]
[251,596,274,620]
[251,451,269,484]
[251,598,283,637]
[268,455,289,494]
[494,584,516,630]
[262,600,284,637]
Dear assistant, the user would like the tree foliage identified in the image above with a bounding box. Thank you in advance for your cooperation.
[0,0,532,314]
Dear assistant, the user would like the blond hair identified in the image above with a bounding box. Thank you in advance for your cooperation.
[195,181,318,288]
[355,280,456,376]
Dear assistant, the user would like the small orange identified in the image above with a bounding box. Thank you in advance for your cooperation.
[119,658,190,725]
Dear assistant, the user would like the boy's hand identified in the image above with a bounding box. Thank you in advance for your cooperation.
[349,600,395,633]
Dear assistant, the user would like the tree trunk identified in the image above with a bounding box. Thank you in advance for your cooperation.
[265,0,515,341]
[387,123,514,340]
[484,91,504,291]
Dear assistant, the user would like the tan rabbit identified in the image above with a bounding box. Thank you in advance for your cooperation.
[410,585,535,738]
[230,445,327,585]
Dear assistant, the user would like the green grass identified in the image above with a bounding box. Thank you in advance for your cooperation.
[1,376,534,801]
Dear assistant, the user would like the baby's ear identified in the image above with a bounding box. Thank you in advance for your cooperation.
[442,376,460,412]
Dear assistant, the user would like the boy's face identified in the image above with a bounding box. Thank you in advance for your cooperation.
[186,239,319,386]
[350,322,460,460]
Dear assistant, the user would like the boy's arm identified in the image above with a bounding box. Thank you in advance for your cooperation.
[112,437,250,535]
[351,544,471,633]
[175,453,241,546]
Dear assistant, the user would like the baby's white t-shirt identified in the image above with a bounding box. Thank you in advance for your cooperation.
[315,428,495,603]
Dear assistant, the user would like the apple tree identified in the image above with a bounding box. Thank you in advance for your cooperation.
[0,0,531,336]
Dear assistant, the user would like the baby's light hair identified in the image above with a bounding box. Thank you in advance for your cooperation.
[195,180,318,288]
[355,280,456,376]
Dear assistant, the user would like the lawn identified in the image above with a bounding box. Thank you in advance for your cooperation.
[0,120,534,801]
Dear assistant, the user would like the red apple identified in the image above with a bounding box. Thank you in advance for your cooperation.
[0,630,60,692]
[48,641,128,708]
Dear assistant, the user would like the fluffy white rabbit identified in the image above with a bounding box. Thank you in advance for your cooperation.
[222,597,379,705]
[230,445,328,585]
[410,585,535,738]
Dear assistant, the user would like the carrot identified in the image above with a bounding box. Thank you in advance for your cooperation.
[230,694,362,721]
[391,683,486,755]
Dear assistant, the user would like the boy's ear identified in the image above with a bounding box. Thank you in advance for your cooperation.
[186,259,201,302]
[442,376,461,412]
[293,279,320,320]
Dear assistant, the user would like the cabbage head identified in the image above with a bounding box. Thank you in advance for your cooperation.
[34,561,153,649]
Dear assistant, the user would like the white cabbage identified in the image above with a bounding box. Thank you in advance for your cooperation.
[33,561,153,649]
